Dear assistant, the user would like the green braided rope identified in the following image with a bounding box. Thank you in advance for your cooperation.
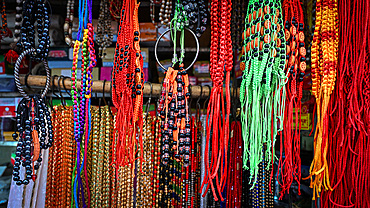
[240,0,287,188]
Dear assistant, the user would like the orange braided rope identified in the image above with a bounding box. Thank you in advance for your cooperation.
[303,0,338,200]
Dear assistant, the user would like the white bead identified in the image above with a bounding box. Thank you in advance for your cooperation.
[64,23,69,31]
[65,37,71,45]
[16,14,21,18]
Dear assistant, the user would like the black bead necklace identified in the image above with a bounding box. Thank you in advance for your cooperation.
[17,0,50,62]
[181,0,207,37]
[12,46,52,186]
[12,95,53,185]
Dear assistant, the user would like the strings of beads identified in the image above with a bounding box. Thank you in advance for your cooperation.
[45,106,75,208]
[159,0,172,27]
[150,0,160,27]
[12,96,53,185]
[231,0,247,51]
[181,0,208,37]
[18,0,50,62]
[64,0,75,47]
[96,0,113,58]
[13,0,23,43]
[0,0,11,40]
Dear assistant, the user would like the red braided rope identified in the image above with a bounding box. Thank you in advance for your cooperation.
[200,0,233,202]
[112,0,144,169]
[321,0,370,207]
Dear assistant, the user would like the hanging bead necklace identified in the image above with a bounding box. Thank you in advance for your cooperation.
[150,0,160,27]
[70,0,96,206]
[231,0,247,51]
[45,106,75,208]
[12,0,52,186]
[13,0,23,43]
[226,121,243,208]
[158,0,172,27]
[18,0,50,62]
[96,0,113,58]
[0,0,12,40]
[200,0,232,202]
[181,0,208,37]
[64,0,75,47]
[239,0,286,189]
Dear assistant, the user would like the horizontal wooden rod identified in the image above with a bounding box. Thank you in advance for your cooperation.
[19,75,239,98]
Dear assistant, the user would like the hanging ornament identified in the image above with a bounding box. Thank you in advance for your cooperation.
[12,50,52,186]
[303,0,338,200]
[277,0,306,198]
[200,0,233,202]
[64,0,75,47]
[70,0,96,206]
[158,0,172,27]
[111,0,144,179]
[96,0,113,58]
[11,0,52,187]
[182,0,208,37]
[0,0,12,41]
[17,0,50,62]
[239,0,287,189]
[13,0,23,43]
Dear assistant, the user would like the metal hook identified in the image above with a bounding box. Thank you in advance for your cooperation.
[24,73,31,89]
[57,75,67,109]
[62,76,71,97]
[102,80,108,106]
[202,85,211,116]
[104,80,113,117]
[195,85,203,121]
[51,75,60,100]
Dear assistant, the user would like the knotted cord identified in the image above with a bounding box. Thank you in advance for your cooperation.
[200,0,232,202]
[240,0,287,190]
[303,0,338,200]
[278,0,306,197]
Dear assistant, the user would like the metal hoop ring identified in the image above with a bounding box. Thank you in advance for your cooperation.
[14,48,51,100]
[154,27,199,71]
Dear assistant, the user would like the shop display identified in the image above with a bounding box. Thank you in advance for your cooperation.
[2,0,369,207]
